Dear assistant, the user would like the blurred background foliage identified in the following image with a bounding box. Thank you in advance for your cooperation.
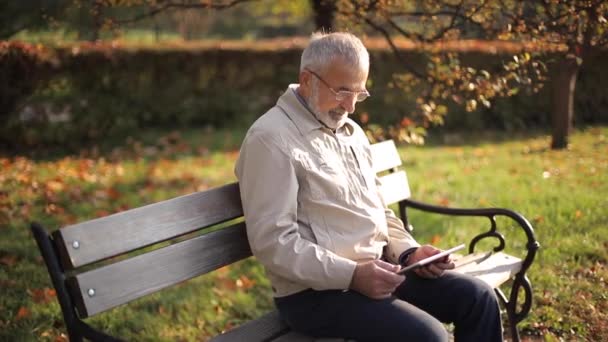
[1,0,607,152]
[2,40,607,153]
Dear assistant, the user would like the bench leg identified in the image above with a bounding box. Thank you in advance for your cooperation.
[495,274,533,342]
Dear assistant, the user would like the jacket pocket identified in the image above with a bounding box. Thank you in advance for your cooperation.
[305,160,348,201]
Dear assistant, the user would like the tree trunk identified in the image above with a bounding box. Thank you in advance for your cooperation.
[310,0,335,31]
[551,54,581,149]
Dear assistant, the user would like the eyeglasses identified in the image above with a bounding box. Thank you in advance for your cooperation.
[305,68,370,103]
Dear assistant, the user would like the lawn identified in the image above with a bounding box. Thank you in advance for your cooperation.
[1,127,606,341]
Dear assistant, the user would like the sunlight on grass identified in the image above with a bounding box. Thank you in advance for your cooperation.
[1,127,606,341]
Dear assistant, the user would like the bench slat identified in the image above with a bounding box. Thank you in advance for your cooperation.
[54,183,242,269]
[452,252,522,288]
[370,140,402,173]
[210,310,289,342]
[378,171,411,205]
[68,222,251,318]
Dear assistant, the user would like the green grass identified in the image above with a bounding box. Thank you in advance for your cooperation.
[1,127,606,341]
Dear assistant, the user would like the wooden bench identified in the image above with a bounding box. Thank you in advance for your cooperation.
[31,139,539,342]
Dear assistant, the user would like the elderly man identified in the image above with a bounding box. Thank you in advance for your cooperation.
[235,32,502,342]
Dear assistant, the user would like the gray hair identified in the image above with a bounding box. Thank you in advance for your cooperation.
[300,32,369,74]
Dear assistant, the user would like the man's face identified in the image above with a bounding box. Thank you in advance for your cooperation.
[301,59,369,130]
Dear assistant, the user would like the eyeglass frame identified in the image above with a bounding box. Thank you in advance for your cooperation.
[304,67,371,103]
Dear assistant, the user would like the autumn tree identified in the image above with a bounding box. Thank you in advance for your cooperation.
[337,0,607,149]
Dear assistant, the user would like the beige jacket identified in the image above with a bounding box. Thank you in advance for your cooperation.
[235,84,419,297]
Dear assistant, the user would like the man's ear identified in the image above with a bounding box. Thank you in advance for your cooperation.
[298,71,311,98]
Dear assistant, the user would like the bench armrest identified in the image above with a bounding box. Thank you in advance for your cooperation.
[401,198,540,277]
[401,198,541,326]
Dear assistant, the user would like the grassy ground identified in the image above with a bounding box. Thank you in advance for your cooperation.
[1,127,606,341]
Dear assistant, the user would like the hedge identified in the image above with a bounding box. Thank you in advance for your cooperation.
[1,39,607,151]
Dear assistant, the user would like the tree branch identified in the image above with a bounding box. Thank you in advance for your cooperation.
[360,17,427,80]
[113,0,259,25]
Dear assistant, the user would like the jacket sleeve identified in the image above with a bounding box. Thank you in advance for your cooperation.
[382,203,420,264]
[235,130,357,290]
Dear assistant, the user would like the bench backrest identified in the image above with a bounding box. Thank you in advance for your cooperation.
[54,140,410,318]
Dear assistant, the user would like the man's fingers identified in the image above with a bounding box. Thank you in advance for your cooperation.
[435,261,455,270]
[427,263,444,277]
[373,260,405,284]
[374,259,401,273]
[415,266,438,279]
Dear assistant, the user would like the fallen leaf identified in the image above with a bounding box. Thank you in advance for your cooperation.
[216,266,230,276]
[54,333,68,342]
[0,253,18,267]
[236,275,255,290]
[46,180,65,192]
[45,204,64,215]
[106,188,121,200]
[431,235,442,245]
[16,306,30,320]
[222,322,233,333]
[217,278,236,291]
[95,210,110,218]
[29,288,56,304]
[437,197,450,207]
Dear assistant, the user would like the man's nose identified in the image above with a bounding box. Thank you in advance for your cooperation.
[340,96,357,114]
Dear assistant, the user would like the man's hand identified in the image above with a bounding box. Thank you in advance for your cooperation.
[350,259,405,299]
[408,245,456,279]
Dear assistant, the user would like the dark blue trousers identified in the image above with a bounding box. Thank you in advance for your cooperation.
[274,271,502,342]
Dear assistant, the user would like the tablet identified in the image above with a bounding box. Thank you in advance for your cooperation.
[397,244,465,275]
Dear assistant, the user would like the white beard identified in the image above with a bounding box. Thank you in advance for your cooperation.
[309,81,348,130]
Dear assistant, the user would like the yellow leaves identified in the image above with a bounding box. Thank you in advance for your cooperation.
[45,180,65,192]
[15,173,32,185]
[472,148,486,157]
